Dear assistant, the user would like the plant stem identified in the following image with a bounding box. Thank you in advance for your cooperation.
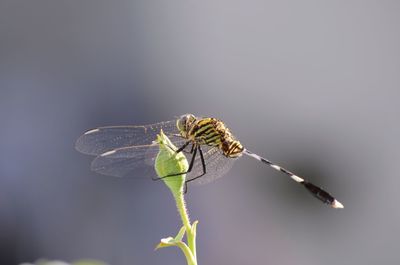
[175,240,196,265]
[174,192,197,265]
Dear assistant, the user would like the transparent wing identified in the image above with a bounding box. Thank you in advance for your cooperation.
[90,144,160,178]
[75,120,182,156]
[186,145,237,185]
[89,142,237,185]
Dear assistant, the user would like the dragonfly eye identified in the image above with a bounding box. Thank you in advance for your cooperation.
[177,114,196,135]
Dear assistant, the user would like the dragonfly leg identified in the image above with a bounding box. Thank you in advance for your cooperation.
[175,141,191,153]
[165,140,192,154]
[181,142,195,155]
[185,145,207,185]
[153,143,198,181]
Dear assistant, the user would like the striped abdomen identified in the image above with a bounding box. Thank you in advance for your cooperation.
[188,118,244,158]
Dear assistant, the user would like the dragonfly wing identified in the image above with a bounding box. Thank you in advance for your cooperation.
[78,118,236,184]
[75,120,181,156]
[186,146,237,185]
[90,144,160,178]
[90,139,190,178]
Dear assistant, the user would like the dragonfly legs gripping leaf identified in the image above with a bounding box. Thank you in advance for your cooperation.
[185,145,207,184]
[153,141,207,193]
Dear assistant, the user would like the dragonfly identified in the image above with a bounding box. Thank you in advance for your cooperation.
[76,114,343,208]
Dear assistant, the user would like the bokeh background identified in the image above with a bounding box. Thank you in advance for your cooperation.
[1,1,399,264]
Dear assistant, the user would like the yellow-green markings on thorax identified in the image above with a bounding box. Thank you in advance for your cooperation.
[183,116,244,159]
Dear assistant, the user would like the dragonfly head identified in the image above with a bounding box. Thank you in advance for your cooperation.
[177,113,197,137]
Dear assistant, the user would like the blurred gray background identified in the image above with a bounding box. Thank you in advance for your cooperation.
[1,1,399,264]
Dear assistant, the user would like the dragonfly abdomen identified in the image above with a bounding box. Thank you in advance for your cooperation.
[221,140,244,158]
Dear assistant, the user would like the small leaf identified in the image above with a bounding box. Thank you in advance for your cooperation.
[155,237,196,265]
[191,220,199,236]
[155,237,176,250]
[174,226,186,241]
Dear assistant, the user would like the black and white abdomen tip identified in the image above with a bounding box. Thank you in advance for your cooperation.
[243,149,343,209]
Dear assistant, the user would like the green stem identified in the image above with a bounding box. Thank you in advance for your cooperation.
[175,241,196,265]
[174,192,197,265]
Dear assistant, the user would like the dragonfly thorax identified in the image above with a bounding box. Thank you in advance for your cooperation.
[177,114,244,158]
